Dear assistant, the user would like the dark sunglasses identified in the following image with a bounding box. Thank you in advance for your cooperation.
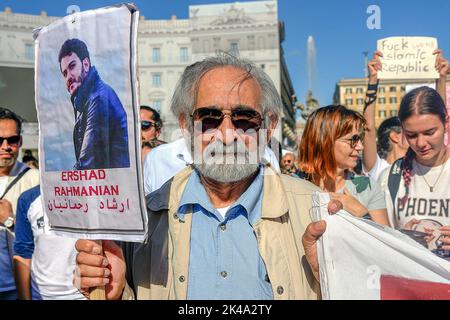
[191,107,262,133]
[339,134,364,148]
[0,135,21,146]
[141,121,158,131]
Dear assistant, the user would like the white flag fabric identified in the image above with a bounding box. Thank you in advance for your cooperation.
[312,192,450,300]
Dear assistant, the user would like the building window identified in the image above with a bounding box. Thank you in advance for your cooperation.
[345,88,352,94]
[213,37,221,50]
[25,43,33,60]
[152,74,161,87]
[390,97,397,104]
[389,86,397,92]
[203,40,211,52]
[378,110,386,118]
[260,64,265,70]
[356,98,364,105]
[180,47,188,62]
[379,87,385,93]
[401,86,406,92]
[153,100,162,111]
[230,42,239,56]
[152,48,161,63]
[390,110,398,116]
[257,36,265,50]
[345,99,353,106]
[356,87,364,94]
[248,35,255,50]
[378,97,386,104]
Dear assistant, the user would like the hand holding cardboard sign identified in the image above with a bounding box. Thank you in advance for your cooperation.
[368,51,383,83]
[434,49,449,78]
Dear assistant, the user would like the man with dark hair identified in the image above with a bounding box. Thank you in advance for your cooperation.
[139,105,162,143]
[59,38,130,170]
[0,107,39,300]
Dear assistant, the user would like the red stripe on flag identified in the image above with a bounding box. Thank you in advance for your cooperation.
[380,275,450,300]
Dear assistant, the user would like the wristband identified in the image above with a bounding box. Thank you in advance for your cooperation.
[367,80,379,92]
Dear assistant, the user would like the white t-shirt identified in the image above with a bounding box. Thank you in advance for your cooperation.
[0,176,8,197]
[379,156,450,230]
[363,155,390,182]
[216,206,231,219]
[14,190,85,300]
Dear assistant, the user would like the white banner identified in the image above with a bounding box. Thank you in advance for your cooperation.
[312,192,450,300]
[34,4,147,241]
[378,37,439,80]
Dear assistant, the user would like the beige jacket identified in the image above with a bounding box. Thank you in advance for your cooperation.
[122,165,321,300]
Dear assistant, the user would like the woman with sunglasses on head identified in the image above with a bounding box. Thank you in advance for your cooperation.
[379,86,450,255]
[298,105,390,226]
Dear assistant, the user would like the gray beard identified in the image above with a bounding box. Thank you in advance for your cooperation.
[189,137,262,183]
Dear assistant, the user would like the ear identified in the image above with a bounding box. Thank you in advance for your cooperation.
[389,131,400,144]
[82,57,90,73]
[266,112,278,142]
[179,113,187,131]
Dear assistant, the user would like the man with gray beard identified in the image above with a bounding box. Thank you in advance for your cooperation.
[74,54,339,300]
[0,107,39,300]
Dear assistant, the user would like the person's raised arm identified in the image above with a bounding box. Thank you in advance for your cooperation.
[434,49,448,105]
[362,51,383,173]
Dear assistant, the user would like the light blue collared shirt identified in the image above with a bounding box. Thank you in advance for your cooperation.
[178,168,273,300]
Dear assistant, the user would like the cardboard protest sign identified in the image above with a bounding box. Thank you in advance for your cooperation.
[34,4,147,241]
[378,37,439,80]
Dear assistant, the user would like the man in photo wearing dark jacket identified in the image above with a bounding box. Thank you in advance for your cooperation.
[59,38,130,170]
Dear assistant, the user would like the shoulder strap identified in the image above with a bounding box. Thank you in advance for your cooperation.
[387,158,403,209]
[0,167,31,200]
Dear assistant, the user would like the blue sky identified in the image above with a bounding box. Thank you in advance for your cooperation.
[1,0,449,106]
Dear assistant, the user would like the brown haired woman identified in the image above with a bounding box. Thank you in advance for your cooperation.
[298,105,390,226]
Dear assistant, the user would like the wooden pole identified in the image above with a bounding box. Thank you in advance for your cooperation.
[89,240,106,300]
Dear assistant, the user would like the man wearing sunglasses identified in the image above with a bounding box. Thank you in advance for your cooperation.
[139,106,162,143]
[0,108,39,300]
[74,55,339,300]
[59,38,130,170]
[281,152,300,177]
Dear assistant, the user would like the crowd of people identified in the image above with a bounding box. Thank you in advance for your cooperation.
[0,49,449,300]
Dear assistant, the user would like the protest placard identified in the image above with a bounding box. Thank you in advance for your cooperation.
[377,37,439,80]
[34,4,147,242]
